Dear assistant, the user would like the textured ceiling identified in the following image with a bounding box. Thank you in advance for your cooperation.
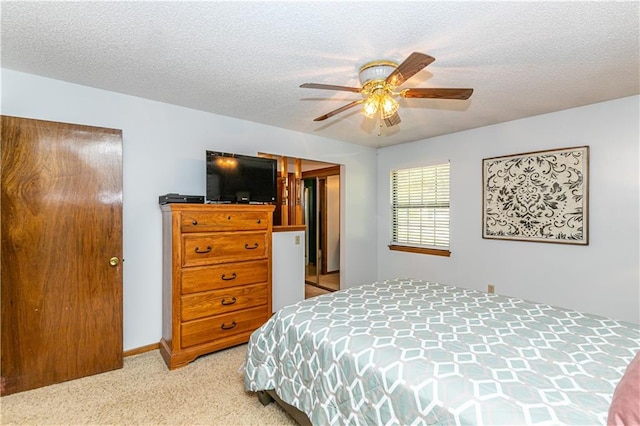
[2,1,638,148]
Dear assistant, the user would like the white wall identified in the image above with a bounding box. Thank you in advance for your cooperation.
[1,69,378,350]
[377,96,640,324]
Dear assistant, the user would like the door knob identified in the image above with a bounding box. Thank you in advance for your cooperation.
[109,257,120,266]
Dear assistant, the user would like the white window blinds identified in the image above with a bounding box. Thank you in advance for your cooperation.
[391,162,450,249]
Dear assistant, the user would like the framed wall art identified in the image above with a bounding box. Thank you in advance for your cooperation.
[482,146,589,245]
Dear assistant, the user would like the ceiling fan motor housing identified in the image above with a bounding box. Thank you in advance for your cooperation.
[359,60,398,91]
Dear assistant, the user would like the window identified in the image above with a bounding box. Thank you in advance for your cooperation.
[390,162,451,256]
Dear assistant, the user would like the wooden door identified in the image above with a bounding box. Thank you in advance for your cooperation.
[1,116,124,395]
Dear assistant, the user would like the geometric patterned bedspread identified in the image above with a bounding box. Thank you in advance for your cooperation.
[244,279,640,425]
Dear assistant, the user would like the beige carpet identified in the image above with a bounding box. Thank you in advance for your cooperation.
[0,344,297,425]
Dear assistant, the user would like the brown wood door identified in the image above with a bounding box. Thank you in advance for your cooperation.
[1,116,124,395]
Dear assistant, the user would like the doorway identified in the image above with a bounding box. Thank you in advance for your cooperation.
[303,166,340,293]
[261,154,340,298]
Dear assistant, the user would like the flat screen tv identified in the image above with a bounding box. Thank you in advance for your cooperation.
[206,151,277,204]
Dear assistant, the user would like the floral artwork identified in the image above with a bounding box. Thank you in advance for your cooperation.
[482,146,589,244]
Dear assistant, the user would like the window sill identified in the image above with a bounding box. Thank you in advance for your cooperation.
[388,245,451,257]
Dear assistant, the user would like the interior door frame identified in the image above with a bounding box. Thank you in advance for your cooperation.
[318,176,328,274]
[302,165,340,279]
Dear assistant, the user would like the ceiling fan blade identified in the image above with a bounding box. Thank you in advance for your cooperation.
[383,112,401,127]
[312,100,364,121]
[385,52,435,87]
[300,83,362,93]
[401,88,474,100]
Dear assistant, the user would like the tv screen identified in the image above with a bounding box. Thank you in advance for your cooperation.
[206,151,277,204]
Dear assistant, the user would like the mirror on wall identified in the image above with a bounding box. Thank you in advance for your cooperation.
[260,154,341,297]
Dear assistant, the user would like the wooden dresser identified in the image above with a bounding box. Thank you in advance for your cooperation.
[160,203,274,369]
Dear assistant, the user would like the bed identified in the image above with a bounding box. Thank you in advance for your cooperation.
[244,278,640,425]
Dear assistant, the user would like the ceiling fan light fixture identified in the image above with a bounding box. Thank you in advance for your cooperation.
[358,61,400,121]
[380,94,399,118]
[363,94,379,118]
[362,88,399,119]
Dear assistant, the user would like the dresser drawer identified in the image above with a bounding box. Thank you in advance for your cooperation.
[181,283,267,321]
[181,211,269,233]
[182,232,268,266]
[180,306,267,348]
[181,260,268,294]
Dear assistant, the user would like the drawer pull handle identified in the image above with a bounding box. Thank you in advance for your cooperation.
[192,220,198,225]
[221,321,237,330]
[194,245,212,254]
[221,297,237,306]
[221,273,237,281]
[257,219,261,224]
[227,216,231,220]
[245,243,259,250]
